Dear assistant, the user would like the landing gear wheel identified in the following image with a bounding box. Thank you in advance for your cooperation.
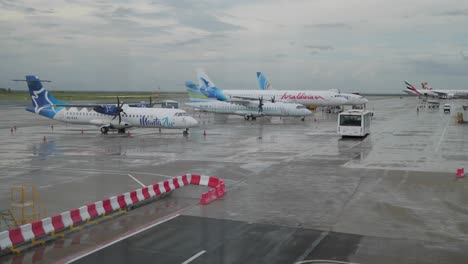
[100,127,109,134]
[118,128,126,134]
[244,115,250,121]
[252,116,257,120]
[183,128,189,136]
[301,117,305,122]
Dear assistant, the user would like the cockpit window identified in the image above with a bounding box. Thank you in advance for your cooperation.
[296,105,306,109]
[175,112,188,116]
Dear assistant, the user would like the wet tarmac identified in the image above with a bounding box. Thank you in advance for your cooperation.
[1,96,468,263]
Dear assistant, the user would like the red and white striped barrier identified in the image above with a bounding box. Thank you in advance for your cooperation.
[0,174,225,254]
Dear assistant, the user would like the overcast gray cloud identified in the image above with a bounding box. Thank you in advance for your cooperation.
[304,22,350,29]
[1,0,468,92]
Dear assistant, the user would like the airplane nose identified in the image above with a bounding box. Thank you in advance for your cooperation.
[362,98,369,103]
[304,109,312,116]
[189,117,198,127]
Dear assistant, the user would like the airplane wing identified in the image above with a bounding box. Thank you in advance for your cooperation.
[227,97,258,105]
[53,104,107,108]
[431,91,448,96]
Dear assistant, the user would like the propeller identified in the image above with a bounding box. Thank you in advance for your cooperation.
[112,97,127,124]
[258,96,264,113]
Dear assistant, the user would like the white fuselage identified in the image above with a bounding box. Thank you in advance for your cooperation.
[430,89,468,98]
[186,101,312,118]
[53,105,198,129]
[336,93,369,105]
[221,90,347,106]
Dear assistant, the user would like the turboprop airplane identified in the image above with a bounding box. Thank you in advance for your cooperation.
[256,72,368,106]
[185,81,312,121]
[195,69,347,107]
[16,75,198,135]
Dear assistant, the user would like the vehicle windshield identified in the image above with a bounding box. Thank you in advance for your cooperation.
[339,115,362,126]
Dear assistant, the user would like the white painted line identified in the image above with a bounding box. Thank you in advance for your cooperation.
[127,174,146,187]
[39,184,53,189]
[65,214,180,264]
[295,260,360,264]
[294,231,329,263]
[182,250,207,264]
[0,165,174,179]
[435,118,450,152]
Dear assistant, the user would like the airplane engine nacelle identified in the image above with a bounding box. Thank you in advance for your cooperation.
[109,122,131,129]
[94,105,118,115]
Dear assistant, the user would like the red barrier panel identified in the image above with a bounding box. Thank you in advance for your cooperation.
[9,227,25,246]
[199,192,209,205]
[31,221,45,238]
[152,184,161,195]
[190,174,201,185]
[102,199,113,213]
[208,177,219,188]
[87,204,98,218]
[173,178,181,189]
[51,215,65,231]
[142,187,150,199]
[182,175,189,185]
[215,186,224,198]
[117,194,127,208]
[163,181,171,192]
[220,181,226,193]
[208,189,216,199]
[130,191,139,203]
[70,209,82,225]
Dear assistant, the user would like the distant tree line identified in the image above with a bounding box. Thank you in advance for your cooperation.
[0,88,12,93]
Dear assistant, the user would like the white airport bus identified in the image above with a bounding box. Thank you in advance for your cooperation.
[337,110,372,137]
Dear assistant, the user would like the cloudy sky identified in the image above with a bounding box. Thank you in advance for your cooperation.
[1,0,468,93]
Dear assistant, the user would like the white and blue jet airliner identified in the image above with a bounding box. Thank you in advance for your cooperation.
[185,81,312,121]
[19,75,198,135]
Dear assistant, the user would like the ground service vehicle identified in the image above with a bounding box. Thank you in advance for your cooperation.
[338,110,372,137]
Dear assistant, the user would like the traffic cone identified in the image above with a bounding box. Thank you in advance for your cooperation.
[203,130,207,136]
[43,136,46,142]
[127,131,131,137]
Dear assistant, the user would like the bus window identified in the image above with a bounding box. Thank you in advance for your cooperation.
[339,115,362,126]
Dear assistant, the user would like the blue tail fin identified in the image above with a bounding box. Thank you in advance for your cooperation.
[26,75,67,108]
[194,69,227,101]
[185,81,213,102]
[22,75,67,118]
[256,72,272,90]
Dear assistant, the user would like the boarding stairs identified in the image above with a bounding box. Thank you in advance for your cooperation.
[0,209,18,230]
